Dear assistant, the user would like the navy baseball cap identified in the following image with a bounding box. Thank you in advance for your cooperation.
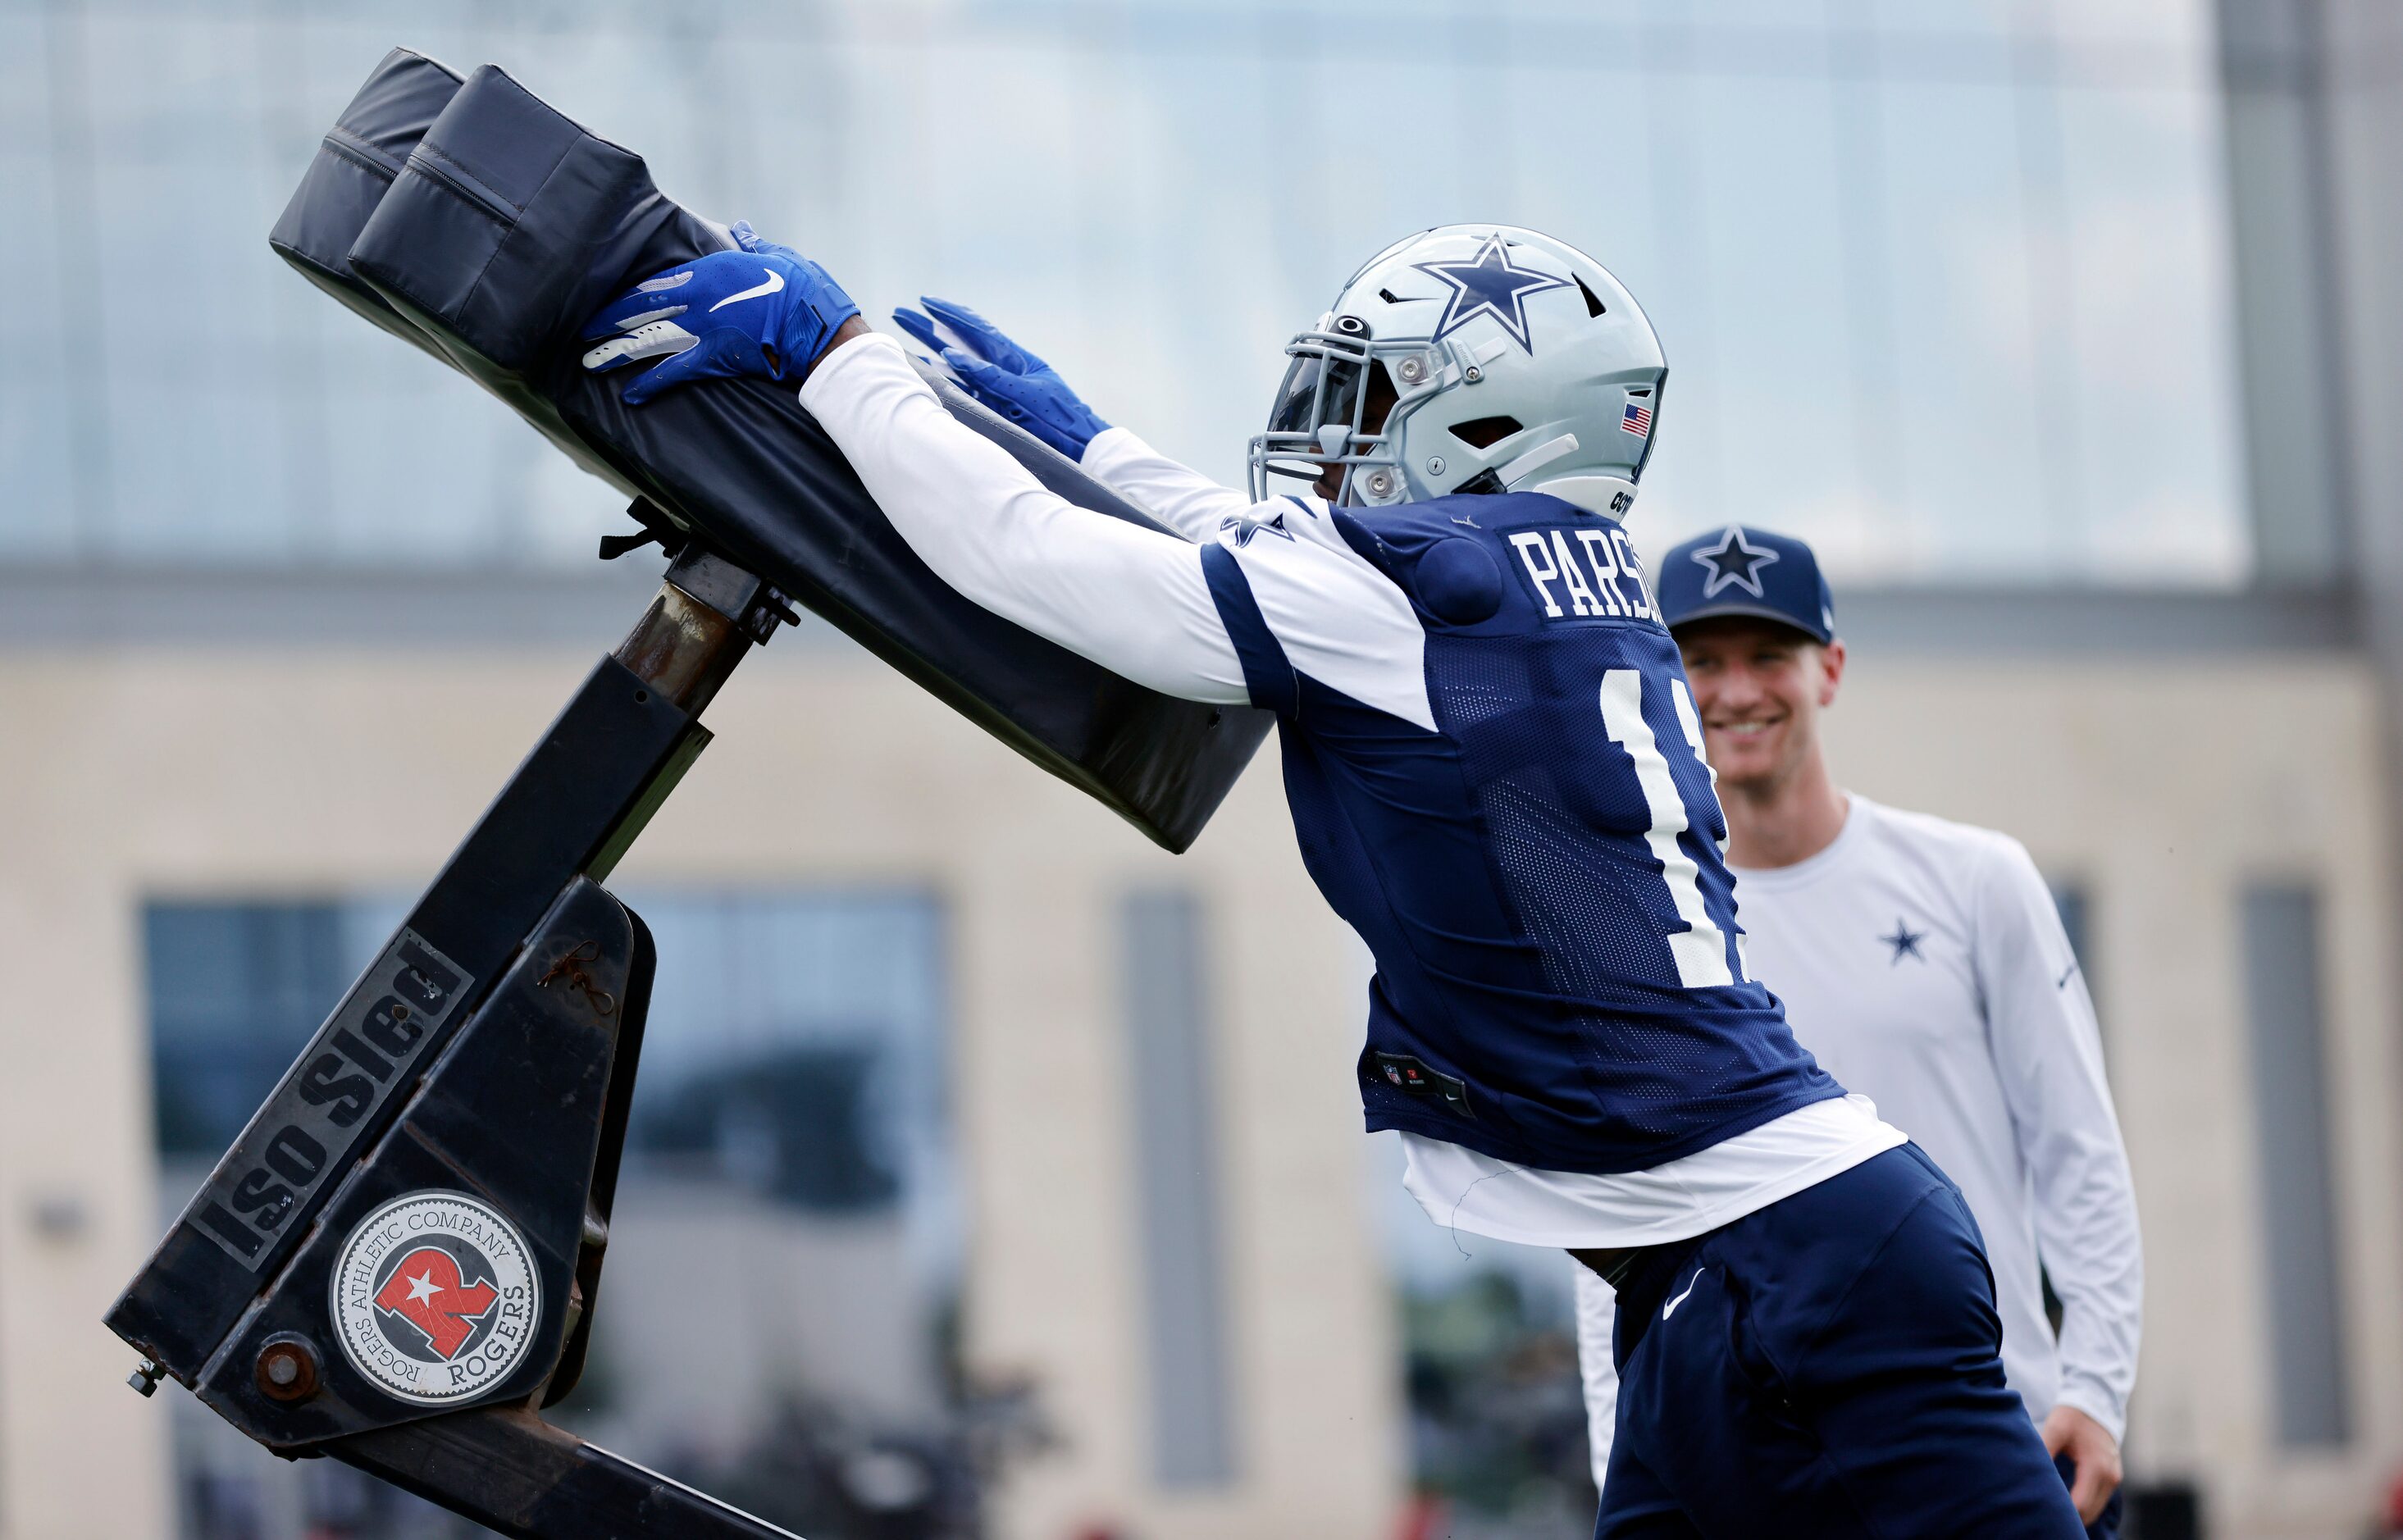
[1653,525,1835,644]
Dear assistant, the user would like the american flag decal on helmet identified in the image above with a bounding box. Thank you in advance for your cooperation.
[1621,402,1653,436]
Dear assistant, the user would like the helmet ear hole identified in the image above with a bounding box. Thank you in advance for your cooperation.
[1364,360,1400,435]
[1448,415,1524,449]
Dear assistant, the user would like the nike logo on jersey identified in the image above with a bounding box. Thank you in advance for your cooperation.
[2056,960,2079,990]
[710,267,787,311]
[1662,1268,1706,1318]
[1507,525,1658,622]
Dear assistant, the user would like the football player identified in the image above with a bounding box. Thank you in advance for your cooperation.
[1573,526,2142,1536]
[581,222,2088,1536]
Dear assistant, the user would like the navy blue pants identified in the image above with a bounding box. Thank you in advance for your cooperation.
[1594,1144,2086,1538]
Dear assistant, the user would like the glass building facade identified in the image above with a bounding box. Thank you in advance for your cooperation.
[4,0,2244,581]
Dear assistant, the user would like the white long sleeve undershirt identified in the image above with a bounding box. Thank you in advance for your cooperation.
[1078,425,1255,544]
[800,333,1439,731]
[797,333,1250,704]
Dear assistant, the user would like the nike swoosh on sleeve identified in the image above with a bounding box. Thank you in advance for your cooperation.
[710,267,787,311]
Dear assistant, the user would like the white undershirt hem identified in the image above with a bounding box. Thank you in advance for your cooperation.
[1399,1092,1906,1250]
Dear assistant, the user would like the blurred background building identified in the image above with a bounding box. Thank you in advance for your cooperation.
[4,0,2403,1536]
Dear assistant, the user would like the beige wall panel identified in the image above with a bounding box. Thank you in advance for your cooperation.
[0,870,170,1540]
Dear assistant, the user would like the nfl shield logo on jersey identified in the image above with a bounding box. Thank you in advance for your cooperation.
[329,1191,541,1405]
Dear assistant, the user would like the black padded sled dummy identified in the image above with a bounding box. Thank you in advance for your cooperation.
[270,48,1269,852]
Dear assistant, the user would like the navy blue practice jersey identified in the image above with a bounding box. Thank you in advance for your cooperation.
[1198,490,1840,1174]
[796,338,1841,1178]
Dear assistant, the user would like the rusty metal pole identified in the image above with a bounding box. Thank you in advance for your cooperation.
[613,543,796,717]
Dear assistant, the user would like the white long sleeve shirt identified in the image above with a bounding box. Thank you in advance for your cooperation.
[1578,795,2143,1488]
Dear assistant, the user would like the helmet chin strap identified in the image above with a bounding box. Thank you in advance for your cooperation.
[1495,432,1580,488]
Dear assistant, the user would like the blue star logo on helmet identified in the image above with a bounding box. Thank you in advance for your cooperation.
[1411,235,1572,354]
[1692,526,1781,599]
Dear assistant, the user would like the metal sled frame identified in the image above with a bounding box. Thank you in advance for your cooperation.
[107,521,814,1538]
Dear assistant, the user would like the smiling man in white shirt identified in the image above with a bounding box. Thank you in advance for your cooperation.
[1574,524,2145,1535]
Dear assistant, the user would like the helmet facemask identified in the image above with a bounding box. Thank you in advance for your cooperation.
[1246,319,1422,504]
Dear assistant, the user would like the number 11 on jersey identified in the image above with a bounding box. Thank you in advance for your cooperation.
[1599,669,1740,990]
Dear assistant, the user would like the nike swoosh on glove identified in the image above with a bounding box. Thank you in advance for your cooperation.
[581,221,860,404]
[892,296,1110,461]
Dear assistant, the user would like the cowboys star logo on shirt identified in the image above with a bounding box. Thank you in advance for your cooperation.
[1879,918,1928,964]
[329,1191,541,1405]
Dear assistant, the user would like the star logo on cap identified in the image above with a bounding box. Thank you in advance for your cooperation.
[1692,526,1781,599]
[1412,235,1571,354]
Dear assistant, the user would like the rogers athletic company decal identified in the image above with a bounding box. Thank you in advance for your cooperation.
[187,928,474,1267]
[331,1191,540,1405]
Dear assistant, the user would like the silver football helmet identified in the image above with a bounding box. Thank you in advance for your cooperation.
[1247,225,1667,517]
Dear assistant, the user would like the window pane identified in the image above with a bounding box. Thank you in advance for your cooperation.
[1368,1128,1592,1531]
[2240,884,2351,1449]
[1121,888,1237,1488]
[144,901,351,1156]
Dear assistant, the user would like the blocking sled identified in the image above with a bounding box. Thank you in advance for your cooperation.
[269,46,1268,854]
[109,44,1271,1539]
[111,549,819,1536]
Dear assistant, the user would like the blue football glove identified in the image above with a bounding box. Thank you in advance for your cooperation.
[581,221,860,405]
[892,297,1109,460]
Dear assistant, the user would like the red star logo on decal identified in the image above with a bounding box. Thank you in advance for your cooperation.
[373,1246,501,1360]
